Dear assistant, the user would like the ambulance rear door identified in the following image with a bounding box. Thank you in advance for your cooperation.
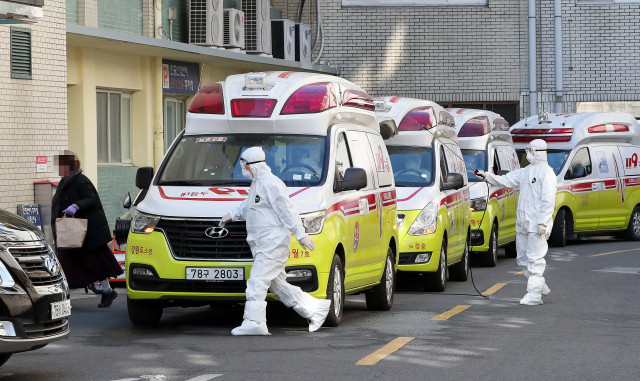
[592,146,627,230]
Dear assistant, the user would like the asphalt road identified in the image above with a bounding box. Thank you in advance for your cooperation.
[1,236,639,381]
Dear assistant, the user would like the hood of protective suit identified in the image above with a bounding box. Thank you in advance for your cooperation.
[528,139,548,165]
[242,147,272,180]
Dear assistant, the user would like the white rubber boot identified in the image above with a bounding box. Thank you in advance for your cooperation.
[308,299,332,332]
[542,283,550,298]
[520,275,544,305]
[231,301,270,336]
[519,292,543,305]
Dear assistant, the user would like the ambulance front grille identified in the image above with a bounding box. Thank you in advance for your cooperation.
[156,219,253,261]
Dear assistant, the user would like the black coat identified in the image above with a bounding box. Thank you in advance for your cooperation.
[51,171,112,250]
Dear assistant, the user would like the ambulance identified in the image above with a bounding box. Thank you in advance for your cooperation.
[124,72,400,326]
[510,112,640,246]
[376,97,471,292]
[448,108,520,266]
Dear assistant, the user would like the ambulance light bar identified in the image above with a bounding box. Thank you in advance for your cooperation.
[510,127,574,143]
[588,124,629,133]
[231,99,277,118]
[244,72,268,90]
[399,106,435,131]
[281,82,337,115]
[188,83,224,114]
[458,117,491,137]
[343,90,375,111]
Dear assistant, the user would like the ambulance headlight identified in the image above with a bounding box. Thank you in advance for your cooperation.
[409,202,438,236]
[245,72,268,90]
[131,211,160,234]
[300,210,326,235]
[470,198,487,212]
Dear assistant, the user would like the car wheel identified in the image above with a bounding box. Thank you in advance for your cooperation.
[324,254,344,327]
[423,239,447,292]
[127,298,163,326]
[624,207,640,241]
[449,237,470,281]
[504,240,517,258]
[365,247,395,311]
[549,209,566,247]
[0,354,11,367]
[478,224,498,267]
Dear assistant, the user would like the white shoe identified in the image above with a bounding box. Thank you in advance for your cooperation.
[308,299,332,332]
[519,292,543,306]
[231,319,270,336]
[542,284,550,298]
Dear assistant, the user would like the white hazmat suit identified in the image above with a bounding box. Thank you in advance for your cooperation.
[221,147,331,335]
[478,139,557,305]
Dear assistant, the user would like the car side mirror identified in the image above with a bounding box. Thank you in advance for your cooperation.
[136,167,154,189]
[443,173,464,190]
[568,166,586,179]
[497,170,510,176]
[339,168,367,192]
[123,192,132,209]
[379,119,399,140]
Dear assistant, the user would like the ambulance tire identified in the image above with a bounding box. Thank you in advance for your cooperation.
[449,238,470,282]
[504,241,517,258]
[0,354,11,367]
[365,247,395,311]
[324,254,344,327]
[423,241,447,292]
[127,298,163,326]
[549,209,567,247]
[478,224,498,267]
[624,206,640,241]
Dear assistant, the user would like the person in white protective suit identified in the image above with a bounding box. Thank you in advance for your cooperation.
[219,147,332,335]
[475,139,557,305]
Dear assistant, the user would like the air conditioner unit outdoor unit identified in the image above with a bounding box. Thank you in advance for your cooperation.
[189,0,224,47]
[271,19,296,61]
[242,0,272,54]
[295,23,312,63]
[224,8,245,49]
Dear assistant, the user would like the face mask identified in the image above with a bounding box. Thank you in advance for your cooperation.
[242,166,253,179]
[526,152,535,164]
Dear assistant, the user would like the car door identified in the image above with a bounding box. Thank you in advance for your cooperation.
[593,146,627,229]
[496,145,517,243]
[443,143,466,261]
[566,146,599,231]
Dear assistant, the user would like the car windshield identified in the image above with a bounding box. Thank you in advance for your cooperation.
[158,134,327,187]
[516,149,570,175]
[388,146,434,187]
[461,149,486,183]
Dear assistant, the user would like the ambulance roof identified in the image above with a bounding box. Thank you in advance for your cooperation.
[447,108,513,147]
[376,96,457,147]
[510,112,640,148]
[184,71,379,137]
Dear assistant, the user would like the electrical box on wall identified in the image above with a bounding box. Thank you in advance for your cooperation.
[295,23,311,63]
[271,19,295,61]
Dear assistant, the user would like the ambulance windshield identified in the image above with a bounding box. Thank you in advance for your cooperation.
[388,146,434,187]
[461,150,487,183]
[516,149,570,175]
[158,134,327,187]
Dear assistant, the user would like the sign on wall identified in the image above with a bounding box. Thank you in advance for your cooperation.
[162,59,200,95]
[36,156,47,173]
[17,204,41,229]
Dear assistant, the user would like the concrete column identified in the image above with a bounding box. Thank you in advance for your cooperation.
[78,0,98,28]
[154,0,162,38]
[153,57,165,168]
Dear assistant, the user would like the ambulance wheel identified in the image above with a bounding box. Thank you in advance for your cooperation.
[478,224,498,267]
[127,298,163,326]
[449,238,470,282]
[423,241,447,292]
[504,241,517,258]
[549,209,567,247]
[324,254,344,327]
[365,247,395,311]
[0,354,11,367]
[624,207,640,241]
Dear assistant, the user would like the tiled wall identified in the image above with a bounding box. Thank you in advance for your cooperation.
[97,166,139,232]
[162,0,188,43]
[97,0,144,35]
[67,0,80,24]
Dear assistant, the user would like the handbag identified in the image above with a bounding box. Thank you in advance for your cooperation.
[55,215,88,249]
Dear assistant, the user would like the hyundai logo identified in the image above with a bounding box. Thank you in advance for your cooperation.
[43,257,59,276]
[205,227,229,239]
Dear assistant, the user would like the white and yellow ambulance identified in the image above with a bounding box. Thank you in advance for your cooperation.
[448,108,520,266]
[510,112,640,246]
[124,72,399,326]
[376,97,471,292]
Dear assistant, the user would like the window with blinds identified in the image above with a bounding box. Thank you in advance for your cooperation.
[10,28,32,80]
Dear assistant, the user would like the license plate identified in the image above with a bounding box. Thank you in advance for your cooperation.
[185,267,244,281]
[51,300,71,319]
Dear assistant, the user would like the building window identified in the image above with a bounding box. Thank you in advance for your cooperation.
[97,91,133,165]
[342,0,486,6]
[10,28,32,80]
[164,97,186,151]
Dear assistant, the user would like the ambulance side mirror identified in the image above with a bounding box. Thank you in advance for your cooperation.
[443,173,464,190]
[136,167,154,189]
[568,166,586,179]
[123,192,132,209]
[497,170,510,176]
[339,168,367,191]
[379,119,399,140]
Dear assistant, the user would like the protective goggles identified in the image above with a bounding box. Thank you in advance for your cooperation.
[240,158,265,166]
[526,147,546,155]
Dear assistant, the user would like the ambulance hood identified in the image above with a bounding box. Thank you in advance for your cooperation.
[395,185,441,211]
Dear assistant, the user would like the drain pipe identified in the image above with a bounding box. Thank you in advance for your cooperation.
[529,0,537,117]
[554,0,563,113]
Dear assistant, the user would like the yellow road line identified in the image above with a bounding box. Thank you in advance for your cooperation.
[482,282,507,296]
[432,305,471,321]
[589,248,640,257]
[355,337,414,366]
[514,271,523,275]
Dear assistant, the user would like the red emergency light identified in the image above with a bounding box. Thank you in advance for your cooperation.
[281,82,337,115]
[458,116,491,137]
[342,90,375,111]
[588,124,629,133]
[188,83,224,114]
[510,127,574,143]
[230,99,277,118]
[399,106,435,131]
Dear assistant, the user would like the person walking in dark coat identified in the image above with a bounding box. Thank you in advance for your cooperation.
[51,151,123,308]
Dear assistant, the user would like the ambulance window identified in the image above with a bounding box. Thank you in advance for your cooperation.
[388,146,434,187]
[492,150,501,174]
[439,147,448,186]
[568,147,593,178]
[461,149,486,182]
[335,132,353,183]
